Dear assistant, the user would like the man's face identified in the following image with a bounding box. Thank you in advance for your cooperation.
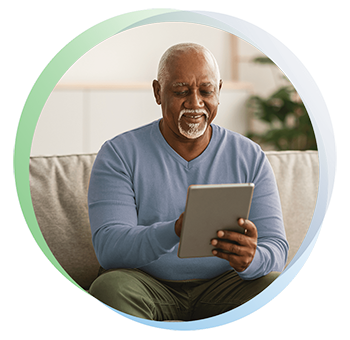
[154,51,222,141]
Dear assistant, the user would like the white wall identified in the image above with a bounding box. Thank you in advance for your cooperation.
[31,22,287,156]
[59,23,234,84]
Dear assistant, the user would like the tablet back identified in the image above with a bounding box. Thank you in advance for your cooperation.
[178,183,254,258]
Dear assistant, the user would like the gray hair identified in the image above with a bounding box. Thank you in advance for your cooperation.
[157,43,221,88]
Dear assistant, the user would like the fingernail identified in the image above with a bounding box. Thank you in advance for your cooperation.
[212,250,217,255]
[211,239,218,246]
[217,231,224,237]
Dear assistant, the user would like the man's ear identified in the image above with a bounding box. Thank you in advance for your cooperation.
[152,80,161,105]
[217,79,223,104]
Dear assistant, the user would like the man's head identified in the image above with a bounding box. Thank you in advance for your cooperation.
[153,43,222,141]
[157,43,221,88]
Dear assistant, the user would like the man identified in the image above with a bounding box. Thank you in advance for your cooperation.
[88,43,289,321]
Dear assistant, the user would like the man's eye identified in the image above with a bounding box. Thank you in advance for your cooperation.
[201,91,213,96]
[175,91,188,96]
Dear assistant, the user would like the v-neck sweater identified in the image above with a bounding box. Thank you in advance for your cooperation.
[88,120,289,281]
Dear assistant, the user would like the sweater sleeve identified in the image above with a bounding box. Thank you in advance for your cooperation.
[236,149,289,280]
[88,141,180,270]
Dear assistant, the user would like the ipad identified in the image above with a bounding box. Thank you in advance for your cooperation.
[178,183,254,258]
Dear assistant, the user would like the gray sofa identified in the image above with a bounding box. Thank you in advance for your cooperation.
[29,150,319,291]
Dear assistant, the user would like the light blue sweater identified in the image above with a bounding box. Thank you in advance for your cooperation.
[88,120,289,281]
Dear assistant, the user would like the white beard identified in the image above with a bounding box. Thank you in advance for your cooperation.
[178,121,207,139]
[178,109,208,139]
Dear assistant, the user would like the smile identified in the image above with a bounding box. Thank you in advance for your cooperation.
[183,114,203,119]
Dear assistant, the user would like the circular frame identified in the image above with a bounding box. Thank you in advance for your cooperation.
[14,8,336,331]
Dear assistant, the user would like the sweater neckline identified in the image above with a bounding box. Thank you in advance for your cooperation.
[152,119,217,169]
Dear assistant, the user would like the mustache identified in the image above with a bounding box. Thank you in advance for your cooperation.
[178,109,208,120]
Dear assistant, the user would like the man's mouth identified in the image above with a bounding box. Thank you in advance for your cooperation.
[183,114,204,119]
[179,110,208,121]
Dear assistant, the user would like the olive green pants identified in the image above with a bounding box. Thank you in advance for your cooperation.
[89,268,279,321]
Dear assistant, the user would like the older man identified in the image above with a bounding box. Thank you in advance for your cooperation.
[88,43,289,321]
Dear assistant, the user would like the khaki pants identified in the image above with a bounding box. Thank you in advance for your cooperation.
[89,268,279,321]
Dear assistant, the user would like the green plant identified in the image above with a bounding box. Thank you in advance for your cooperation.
[246,58,317,151]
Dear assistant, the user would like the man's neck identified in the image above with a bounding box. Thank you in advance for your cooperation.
[159,120,212,162]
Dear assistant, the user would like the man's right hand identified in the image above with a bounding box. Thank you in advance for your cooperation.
[175,212,184,237]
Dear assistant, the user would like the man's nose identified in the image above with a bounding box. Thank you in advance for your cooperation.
[185,90,204,109]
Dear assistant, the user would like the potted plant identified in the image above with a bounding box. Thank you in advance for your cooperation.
[246,57,317,151]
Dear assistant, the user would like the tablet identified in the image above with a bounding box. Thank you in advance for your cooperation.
[178,183,254,258]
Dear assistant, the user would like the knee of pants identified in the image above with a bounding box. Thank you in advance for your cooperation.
[89,269,142,305]
[259,271,280,286]
[88,269,164,320]
[243,271,280,298]
[230,271,281,306]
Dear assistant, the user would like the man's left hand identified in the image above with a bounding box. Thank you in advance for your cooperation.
[211,218,257,272]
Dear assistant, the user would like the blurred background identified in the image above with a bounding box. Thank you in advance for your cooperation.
[31,22,316,156]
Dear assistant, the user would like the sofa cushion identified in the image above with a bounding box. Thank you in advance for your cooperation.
[29,154,100,290]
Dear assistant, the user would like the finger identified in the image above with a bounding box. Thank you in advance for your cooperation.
[237,218,257,237]
[175,212,184,237]
[212,248,238,261]
[216,229,247,246]
[211,239,243,255]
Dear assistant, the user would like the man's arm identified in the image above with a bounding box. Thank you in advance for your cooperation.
[211,151,289,280]
[88,140,180,270]
[174,149,289,280]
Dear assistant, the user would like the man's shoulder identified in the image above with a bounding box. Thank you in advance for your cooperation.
[213,124,262,152]
[96,120,159,159]
[109,120,157,145]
